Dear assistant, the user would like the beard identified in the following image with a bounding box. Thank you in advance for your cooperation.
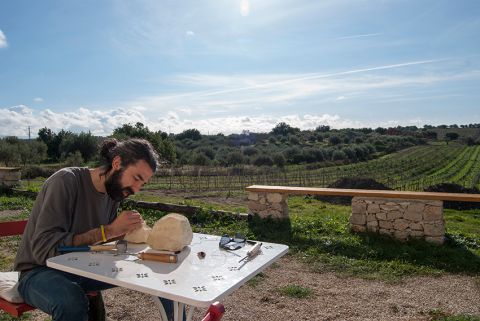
[104,168,134,201]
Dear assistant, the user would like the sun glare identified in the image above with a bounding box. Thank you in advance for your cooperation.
[240,0,250,16]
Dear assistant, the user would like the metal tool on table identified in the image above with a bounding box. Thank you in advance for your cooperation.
[58,241,125,253]
[238,242,262,263]
[59,241,178,263]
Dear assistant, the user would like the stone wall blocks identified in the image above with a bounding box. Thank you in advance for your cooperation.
[367,220,378,228]
[352,201,367,214]
[247,192,259,201]
[387,211,402,220]
[248,201,267,212]
[379,229,392,236]
[404,209,423,222]
[271,202,283,210]
[376,212,387,220]
[409,222,423,231]
[266,193,283,204]
[423,206,443,221]
[379,220,393,229]
[393,219,409,231]
[350,224,366,233]
[350,214,366,225]
[423,222,444,237]
[410,230,424,237]
[380,205,400,211]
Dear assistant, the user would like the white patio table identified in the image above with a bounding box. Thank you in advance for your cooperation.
[47,233,288,321]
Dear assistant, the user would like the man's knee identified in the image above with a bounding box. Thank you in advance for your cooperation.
[51,287,89,321]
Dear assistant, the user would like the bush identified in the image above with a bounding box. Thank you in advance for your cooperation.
[253,155,274,167]
[22,165,57,179]
[315,177,392,205]
[425,183,480,210]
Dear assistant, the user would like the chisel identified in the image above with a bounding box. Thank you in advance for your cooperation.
[238,242,262,263]
[137,252,178,263]
[58,244,118,252]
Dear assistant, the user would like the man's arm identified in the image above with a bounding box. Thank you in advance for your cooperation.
[72,210,143,246]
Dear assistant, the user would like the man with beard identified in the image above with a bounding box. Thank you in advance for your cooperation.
[14,138,182,321]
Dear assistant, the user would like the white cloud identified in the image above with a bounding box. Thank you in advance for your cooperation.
[0,106,146,137]
[185,30,195,37]
[0,29,7,48]
[33,97,44,102]
[0,103,370,137]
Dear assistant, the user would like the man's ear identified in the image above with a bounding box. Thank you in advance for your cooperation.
[112,155,122,171]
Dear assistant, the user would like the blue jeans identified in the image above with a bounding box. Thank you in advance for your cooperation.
[18,266,184,321]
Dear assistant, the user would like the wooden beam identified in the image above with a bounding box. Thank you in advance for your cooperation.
[245,185,480,202]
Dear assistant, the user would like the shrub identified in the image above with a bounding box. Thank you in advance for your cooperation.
[22,165,57,179]
[315,177,392,205]
[253,155,274,167]
[425,183,480,210]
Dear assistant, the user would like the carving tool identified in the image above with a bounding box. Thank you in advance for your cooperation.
[58,244,119,252]
[136,252,178,263]
[238,242,262,263]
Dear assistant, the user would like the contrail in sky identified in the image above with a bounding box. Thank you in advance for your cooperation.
[337,33,383,40]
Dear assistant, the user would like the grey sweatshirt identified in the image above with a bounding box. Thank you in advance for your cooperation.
[14,167,118,273]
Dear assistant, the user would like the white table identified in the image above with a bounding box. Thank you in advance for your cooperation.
[46,233,288,321]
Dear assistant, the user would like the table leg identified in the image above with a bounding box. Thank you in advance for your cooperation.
[175,302,185,321]
[152,296,192,321]
[152,296,169,321]
[186,306,195,321]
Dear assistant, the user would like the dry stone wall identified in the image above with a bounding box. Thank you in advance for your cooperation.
[247,192,289,219]
[350,196,445,244]
[0,168,21,187]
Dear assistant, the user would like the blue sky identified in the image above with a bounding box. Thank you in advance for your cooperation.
[1,0,479,137]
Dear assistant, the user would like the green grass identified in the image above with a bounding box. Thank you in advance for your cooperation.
[0,195,33,222]
[427,308,480,321]
[0,313,33,321]
[246,272,267,288]
[2,192,480,282]
[278,284,313,299]
[121,194,480,282]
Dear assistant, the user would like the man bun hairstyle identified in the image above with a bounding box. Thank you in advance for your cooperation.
[100,138,159,173]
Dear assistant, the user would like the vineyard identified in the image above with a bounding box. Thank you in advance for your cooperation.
[147,143,480,192]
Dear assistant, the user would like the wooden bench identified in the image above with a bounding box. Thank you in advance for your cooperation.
[245,185,480,244]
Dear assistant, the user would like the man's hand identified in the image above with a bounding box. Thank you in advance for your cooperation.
[72,211,144,246]
[106,210,143,239]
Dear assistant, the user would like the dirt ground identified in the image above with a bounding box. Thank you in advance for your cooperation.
[25,255,480,321]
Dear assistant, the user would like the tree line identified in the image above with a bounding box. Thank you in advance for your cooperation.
[0,121,478,170]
